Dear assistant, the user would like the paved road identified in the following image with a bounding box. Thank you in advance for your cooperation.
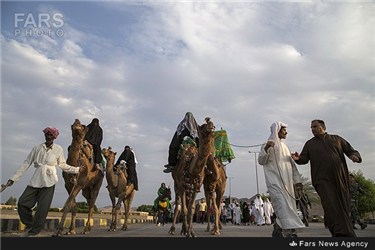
[2,222,374,237]
[2,223,374,250]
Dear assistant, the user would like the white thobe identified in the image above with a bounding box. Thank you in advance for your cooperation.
[258,142,305,229]
[254,196,265,225]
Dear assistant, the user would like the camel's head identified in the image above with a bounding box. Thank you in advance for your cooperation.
[102,146,116,161]
[198,117,215,138]
[71,119,88,139]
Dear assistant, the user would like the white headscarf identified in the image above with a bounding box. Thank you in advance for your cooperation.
[254,195,264,207]
[268,121,288,160]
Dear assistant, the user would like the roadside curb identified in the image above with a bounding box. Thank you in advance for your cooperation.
[1,217,154,232]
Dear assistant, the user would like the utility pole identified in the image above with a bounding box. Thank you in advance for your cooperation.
[228,177,234,204]
[249,151,260,195]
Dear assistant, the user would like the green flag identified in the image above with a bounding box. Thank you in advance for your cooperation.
[214,130,235,163]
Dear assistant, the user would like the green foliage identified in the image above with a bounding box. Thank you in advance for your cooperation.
[49,207,60,212]
[137,204,154,214]
[300,176,321,205]
[350,170,375,218]
[76,202,88,209]
[75,202,99,213]
[5,196,17,205]
[77,208,89,213]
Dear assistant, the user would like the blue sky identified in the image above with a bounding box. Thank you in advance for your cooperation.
[1,0,374,209]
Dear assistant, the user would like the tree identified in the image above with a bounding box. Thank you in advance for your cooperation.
[350,170,375,219]
[137,204,154,214]
[300,176,320,205]
[75,201,99,213]
[5,196,17,205]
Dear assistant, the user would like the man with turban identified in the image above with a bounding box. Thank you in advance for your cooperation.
[1,126,85,237]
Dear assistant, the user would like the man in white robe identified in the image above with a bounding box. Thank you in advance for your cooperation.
[263,198,274,225]
[258,121,305,237]
[254,194,265,226]
[233,202,242,225]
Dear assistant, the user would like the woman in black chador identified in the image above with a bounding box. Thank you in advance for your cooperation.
[85,118,103,171]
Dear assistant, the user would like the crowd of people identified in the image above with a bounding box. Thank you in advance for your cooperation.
[192,196,274,227]
[1,114,368,238]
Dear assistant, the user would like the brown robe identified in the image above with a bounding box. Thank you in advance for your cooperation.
[295,133,362,237]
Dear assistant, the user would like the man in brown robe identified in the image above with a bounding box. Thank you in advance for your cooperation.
[291,119,362,237]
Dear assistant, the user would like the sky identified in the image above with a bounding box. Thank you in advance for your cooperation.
[1,0,374,210]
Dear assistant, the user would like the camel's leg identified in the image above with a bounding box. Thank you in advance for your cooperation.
[159,210,163,225]
[179,192,188,236]
[168,193,180,235]
[163,210,166,226]
[205,192,212,233]
[122,202,128,231]
[114,198,122,230]
[67,199,77,235]
[82,178,103,234]
[186,191,199,238]
[122,199,130,231]
[62,178,77,235]
[116,190,127,231]
[211,193,220,235]
[113,204,119,231]
[215,190,224,233]
[122,191,135,231]
[53,186,83,237]
[161,208,168,226]
[82,206,94,234]
[108,194,117,231]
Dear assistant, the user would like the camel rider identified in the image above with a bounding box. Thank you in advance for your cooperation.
[163,112,200,173]
[163,112,213,176]
[85,118,104,173]
[115,146,139,191]
[153,183,171,211]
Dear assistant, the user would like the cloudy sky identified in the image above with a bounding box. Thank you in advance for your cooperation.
[1,0,374,209]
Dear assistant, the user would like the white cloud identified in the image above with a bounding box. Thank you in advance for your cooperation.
[1,1,373,209]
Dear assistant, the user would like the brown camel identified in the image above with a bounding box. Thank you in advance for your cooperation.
[168,117,216,237]
[168,142,198,236]
[53,119,104,237]
[203,155,227,235]
[102,146,136,231]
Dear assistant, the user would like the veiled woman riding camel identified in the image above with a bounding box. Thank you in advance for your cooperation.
[164,112,200,173]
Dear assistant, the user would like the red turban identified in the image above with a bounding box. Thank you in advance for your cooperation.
[43,127,59,139]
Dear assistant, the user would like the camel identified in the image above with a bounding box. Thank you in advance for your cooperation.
[168,141,197,236]
[168,117,216,237]
[155,187,172,227]
[203,155,227,235]
[53,119,104,237]
[102,146,136,231]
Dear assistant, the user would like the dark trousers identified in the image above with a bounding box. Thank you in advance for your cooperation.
[17,185,55,235]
